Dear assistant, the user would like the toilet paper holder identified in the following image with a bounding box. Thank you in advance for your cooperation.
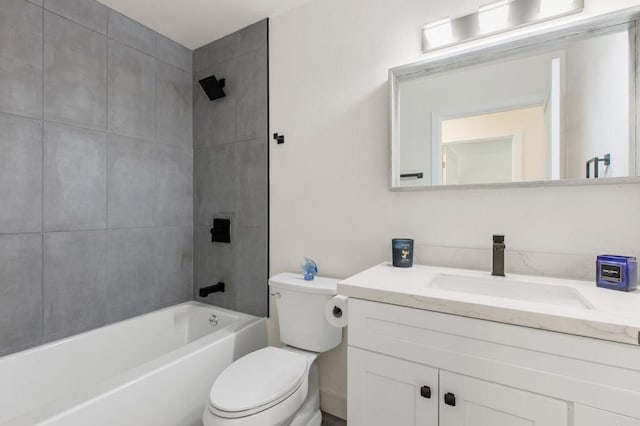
[332,306,343,319]
[325,295,349,328]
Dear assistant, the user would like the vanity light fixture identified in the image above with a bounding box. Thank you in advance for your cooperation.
[423,18,453,49]
[421,0,584,53]
[539,0,578,17]
[478,0,511,33]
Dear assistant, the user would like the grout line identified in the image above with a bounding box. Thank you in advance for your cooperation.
[266,18,271,318]
[42,7,106,38]
[0,109,42,123]
[42,119,107,135]
[152,54,159,231]
[42,229,107,235]
[104,128,191,149]
[191,46,197,302]
[193,136,261,150]
[154,34,158,146]
[0,231,44,237]
[41,1,45,346]
[106,12,111,322]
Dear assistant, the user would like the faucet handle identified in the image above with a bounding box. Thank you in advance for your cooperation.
[493,234,505,244]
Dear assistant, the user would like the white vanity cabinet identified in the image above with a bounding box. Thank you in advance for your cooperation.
[349,347,568,426]
[346,298,640,426]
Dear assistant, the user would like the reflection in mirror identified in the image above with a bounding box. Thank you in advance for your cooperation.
[391,15,637,189]
[441,107,545,184]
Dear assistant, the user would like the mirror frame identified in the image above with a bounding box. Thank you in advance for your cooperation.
[390,7,640,191]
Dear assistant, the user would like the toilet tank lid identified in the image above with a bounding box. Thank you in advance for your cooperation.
[268,272,339,295]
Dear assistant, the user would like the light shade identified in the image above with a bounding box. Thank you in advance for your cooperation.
[539,0,577,17]
[478,0,510,33]
[422,0,584,53]
[423,18,453,49]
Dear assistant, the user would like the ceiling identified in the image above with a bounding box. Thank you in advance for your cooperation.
[96,0,312,50]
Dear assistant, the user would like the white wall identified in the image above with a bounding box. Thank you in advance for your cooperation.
[268,0,640,419]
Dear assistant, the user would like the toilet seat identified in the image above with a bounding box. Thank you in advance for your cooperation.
[208,347,309,419]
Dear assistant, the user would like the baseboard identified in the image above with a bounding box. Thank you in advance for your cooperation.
[320,388,347,420]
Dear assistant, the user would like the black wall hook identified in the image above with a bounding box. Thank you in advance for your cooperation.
[273,133,285,144]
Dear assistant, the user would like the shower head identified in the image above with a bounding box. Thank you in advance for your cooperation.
[199,74,226,100]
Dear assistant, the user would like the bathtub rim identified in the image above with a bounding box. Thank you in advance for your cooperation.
[4,302,266,426]
[0,301,251,362]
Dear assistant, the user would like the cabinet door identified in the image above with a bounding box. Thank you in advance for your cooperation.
[439,371,568,426]
[348,347,438,426]
[575,404,640,426]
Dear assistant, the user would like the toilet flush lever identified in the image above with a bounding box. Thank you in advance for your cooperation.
[270,292,282,299]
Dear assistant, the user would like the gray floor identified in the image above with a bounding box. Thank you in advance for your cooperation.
[321,412,347,426]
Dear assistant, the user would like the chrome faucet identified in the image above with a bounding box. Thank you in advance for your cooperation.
[492,235,505,277]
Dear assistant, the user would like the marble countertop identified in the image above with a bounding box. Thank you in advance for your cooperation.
[338,262,640,346]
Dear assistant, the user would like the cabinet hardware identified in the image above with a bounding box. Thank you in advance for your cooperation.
[420,385,431,399]
[444,392,456,406]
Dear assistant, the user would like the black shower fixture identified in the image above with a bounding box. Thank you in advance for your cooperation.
[199,74,226,100]
[211,218,231,243]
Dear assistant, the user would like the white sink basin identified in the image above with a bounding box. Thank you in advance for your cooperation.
[427,273,594,309]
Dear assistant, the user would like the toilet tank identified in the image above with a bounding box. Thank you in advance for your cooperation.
[269,273,343,352]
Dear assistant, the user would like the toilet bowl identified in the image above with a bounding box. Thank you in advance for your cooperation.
[203,347,321,426]
[203,273,342,426]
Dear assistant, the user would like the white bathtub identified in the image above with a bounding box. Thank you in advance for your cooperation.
[0,301,267,426]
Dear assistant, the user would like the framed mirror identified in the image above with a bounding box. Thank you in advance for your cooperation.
[390,8,640,189]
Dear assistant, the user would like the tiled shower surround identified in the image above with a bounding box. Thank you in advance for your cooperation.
[192,20,269,317]
[0,0,193,356]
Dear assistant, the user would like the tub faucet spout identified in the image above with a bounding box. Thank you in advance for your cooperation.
[199,282,225,297]
[492,235,505,277]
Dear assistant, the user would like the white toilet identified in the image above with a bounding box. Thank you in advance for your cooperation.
[203,273,343,426]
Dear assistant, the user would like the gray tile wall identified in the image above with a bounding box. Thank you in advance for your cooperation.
[193,20,269,317]
[0,0,193,357]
